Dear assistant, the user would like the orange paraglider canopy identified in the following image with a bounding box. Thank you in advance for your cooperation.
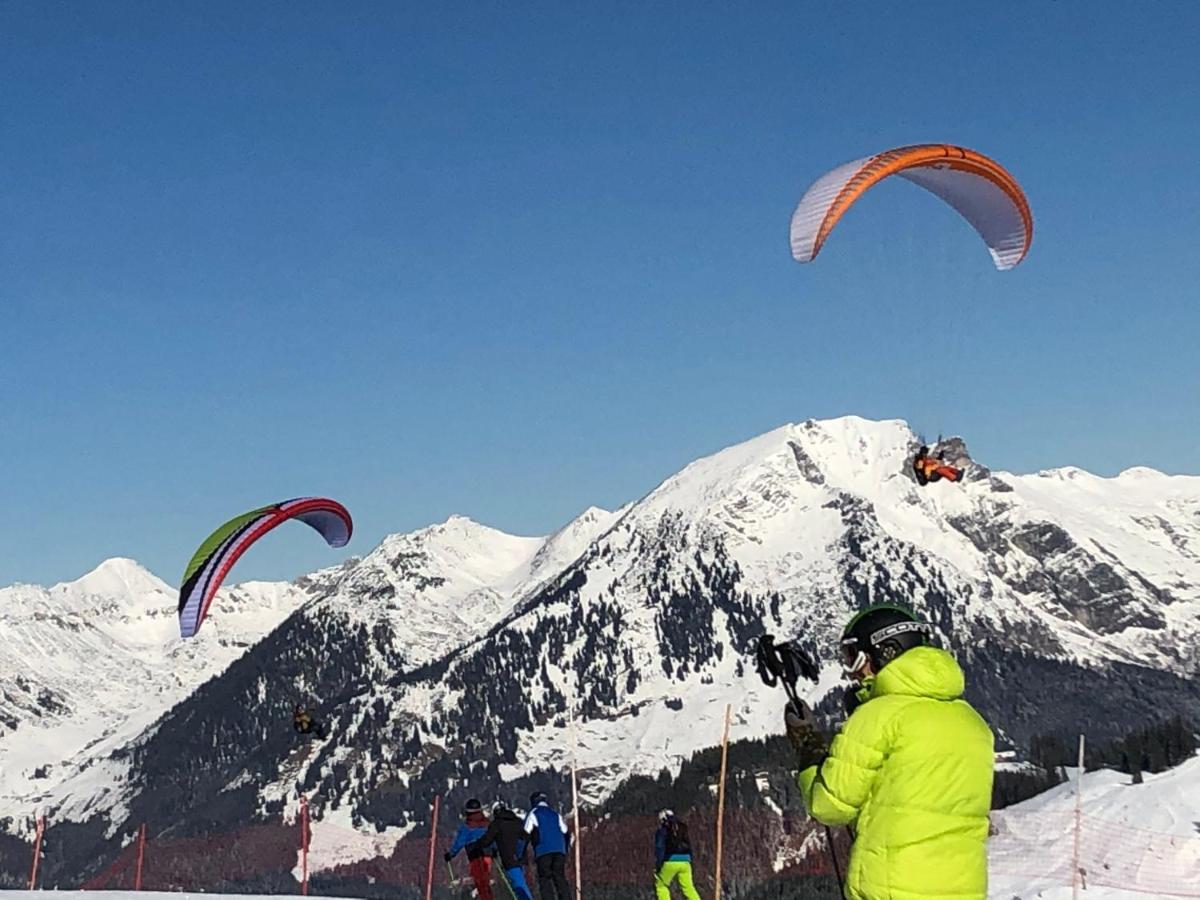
[790,144,1033,270]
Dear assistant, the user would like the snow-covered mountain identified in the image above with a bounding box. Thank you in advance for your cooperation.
[303,507,620,672]
[0,506,619,834]
[4,416,1199,886]
[0,559,309,821]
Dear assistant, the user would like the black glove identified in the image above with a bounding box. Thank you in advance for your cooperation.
[785,700,828,770]
[842,685,866,716]
[443,851,453,863]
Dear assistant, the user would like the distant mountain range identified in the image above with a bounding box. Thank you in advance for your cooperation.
[3,415,1198,886]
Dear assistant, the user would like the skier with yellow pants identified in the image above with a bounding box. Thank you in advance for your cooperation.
[653,810,701,900]
[786,604,994,899]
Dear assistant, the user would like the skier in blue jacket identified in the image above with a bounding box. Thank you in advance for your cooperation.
[444,798,494,900]
[523,791,573,900]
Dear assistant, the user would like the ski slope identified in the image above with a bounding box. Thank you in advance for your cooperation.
[990,754,1200,898]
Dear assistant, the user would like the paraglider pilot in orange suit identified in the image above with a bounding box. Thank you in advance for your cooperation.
[912,446,963,486]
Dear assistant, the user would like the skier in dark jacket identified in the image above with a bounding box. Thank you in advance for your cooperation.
[470,801,532,900]
[523,791,573,900]
[445,798,494,900]
[654,810,701,900]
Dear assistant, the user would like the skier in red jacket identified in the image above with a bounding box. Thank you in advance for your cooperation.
[445,799,494,900]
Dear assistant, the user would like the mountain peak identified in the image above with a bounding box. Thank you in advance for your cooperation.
[67,557,171,597]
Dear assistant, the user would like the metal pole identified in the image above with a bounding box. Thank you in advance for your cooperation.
[28,814,45,890]
[569,702,583,900]
[425,795,441,900]
[714,704,732,900]
[134,823,147,890]
[1072,734,1085,900]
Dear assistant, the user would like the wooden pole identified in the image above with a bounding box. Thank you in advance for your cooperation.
[1072,734,1085,900]
[28,814,44,890]
[300,795,310,896]
[714,704,732,900]
[134,822,147,890]
[569,703,583,900]
[425,795,441,900]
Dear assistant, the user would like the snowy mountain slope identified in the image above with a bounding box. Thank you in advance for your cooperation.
[6,416,1200,887]
[616,416,1200,669]
[0,559,309,822]
[303,509,619,672]
[989,753,1200,898]
[251,417,1200,818]
[0,506,618,837]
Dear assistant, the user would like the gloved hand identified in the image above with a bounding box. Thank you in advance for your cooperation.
[443,851,453,863]
[842,685,865,716]
[784,700,827,770]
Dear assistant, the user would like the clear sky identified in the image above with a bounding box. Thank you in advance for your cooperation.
[3,2,1198,587]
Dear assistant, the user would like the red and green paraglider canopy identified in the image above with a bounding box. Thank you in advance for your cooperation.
[178,497,352,638]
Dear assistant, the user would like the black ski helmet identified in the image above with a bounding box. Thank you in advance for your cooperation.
[529,791,548,807]
[841,604,931,673]
[463,798,483,815]
[492,799,509,814]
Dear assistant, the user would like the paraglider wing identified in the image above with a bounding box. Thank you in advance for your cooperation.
[789,144,1032,270]
[178,498,352,638]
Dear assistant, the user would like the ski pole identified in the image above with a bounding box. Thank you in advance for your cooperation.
[824,825,844,896]
[771,641,847,897]
[496,862,519,900]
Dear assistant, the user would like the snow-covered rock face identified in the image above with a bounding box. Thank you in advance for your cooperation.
[4,416,1200,883]
[304,510,620,673]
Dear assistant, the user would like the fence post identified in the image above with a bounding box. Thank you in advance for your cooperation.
[425,795,441,900]
[134,823,147,890]
[569,702,583,900]
[300,795,310,896]
[714,704,732,900]
[28,813,45,890]
[1072,734,1085,899]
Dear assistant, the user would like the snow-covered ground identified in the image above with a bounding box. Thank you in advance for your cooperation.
[990,754,1200,898]
[5,894,320,900]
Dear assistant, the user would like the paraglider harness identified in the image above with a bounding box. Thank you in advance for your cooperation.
[754,635,845,896]
[293,705,326,740]
[912,445,963,486]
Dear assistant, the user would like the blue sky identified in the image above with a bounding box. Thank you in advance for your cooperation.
[3,2,1198,586]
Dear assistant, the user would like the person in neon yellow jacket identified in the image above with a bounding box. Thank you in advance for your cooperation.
[787,604,994,900]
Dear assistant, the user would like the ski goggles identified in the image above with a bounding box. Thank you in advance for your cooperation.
[840,639,868,675]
